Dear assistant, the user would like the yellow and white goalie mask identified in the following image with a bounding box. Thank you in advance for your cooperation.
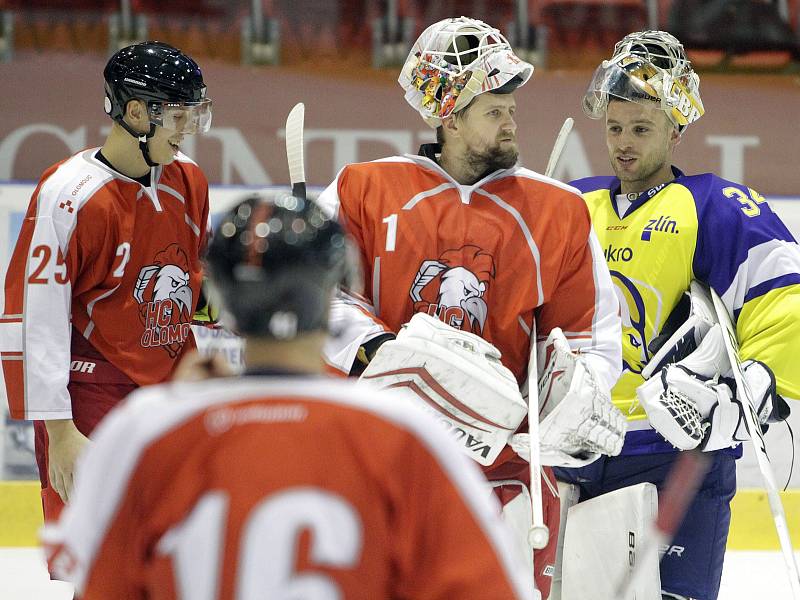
[398,16,534,128]
[582,30,704,130]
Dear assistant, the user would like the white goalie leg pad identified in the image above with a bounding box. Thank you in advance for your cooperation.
[360,313,528,466]
[529,328,626,467]
[491,480,535,585]
[562,483,661,600]
[548,481,580,600]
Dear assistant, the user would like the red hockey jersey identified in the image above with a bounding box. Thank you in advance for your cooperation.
[318,154,621,391]
[44,377,532,600]
[1,148,209,420]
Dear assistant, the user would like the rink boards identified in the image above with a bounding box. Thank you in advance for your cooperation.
[1,182,799,550]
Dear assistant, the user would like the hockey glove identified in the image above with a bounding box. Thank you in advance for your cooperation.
[637,324,788,451]
[192,278,220,326]
[511,328,626,467]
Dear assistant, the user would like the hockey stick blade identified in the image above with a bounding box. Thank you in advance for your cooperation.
[285,102,306,200]
[544,117,574,179]
[707,285,800,597]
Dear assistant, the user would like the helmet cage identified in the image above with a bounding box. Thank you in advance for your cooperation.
[583,30,704,129]
[399,17,533,127]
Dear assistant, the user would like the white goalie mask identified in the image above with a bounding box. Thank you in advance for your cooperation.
[582,30,704,131]
[398,16,534,128]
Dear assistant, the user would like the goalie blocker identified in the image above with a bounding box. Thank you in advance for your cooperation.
[360,313,528,466]
[361,314,625,468]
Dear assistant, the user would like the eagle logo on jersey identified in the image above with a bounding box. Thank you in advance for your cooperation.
[134,244,194,357]
[410,245,496,334]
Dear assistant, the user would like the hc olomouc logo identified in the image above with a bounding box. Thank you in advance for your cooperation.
[409,245,496,334]
[134,244,194,358]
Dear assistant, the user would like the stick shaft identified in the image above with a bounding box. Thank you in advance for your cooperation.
[709,287,800,597]
[544,117,574,178]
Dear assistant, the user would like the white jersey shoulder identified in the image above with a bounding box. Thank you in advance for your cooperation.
[512,166,584,196]
[47,376,529,599]
[173,151,199,167]
[36,149,115,249]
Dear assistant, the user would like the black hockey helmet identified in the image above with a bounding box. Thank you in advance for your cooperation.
[206,193,352,339]
[104,41,207,122]
[103,41,211,165]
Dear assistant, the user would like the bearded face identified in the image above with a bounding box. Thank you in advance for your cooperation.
[453,92,519,179]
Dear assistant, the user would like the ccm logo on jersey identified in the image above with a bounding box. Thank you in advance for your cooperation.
[604,245,634,262]
[641,215,679,241]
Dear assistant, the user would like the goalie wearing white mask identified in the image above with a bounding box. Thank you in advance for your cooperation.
[559,30,798,600]
[318,17,625,598]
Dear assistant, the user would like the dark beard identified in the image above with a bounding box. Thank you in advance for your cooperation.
[464,143,518,183]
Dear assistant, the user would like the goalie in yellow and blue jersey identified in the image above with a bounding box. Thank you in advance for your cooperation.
[555,31,798,600]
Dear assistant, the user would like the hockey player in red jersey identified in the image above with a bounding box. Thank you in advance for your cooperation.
[316,16,626,597]
[43,193,533,600]
[0,41,212,525]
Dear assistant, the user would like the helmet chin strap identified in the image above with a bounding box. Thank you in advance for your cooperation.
[117,118,160,168]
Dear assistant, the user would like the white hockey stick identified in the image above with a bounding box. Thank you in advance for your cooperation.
[545,117,574,179]
[522,117,576,555]
[708,286,800,598]
[524,318,549,551]
[285,102,306,200]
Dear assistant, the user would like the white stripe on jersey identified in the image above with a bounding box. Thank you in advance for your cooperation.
[720,238,800,313]
[474,188,545,305]
[48,378,532,598]
[513,167,585,197]
[402,182,456,210]
[583,229,623,393]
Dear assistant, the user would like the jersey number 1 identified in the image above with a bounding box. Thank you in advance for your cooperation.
[382,214,397,252]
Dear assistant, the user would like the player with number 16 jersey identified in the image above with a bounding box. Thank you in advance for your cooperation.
[43,194,532,600]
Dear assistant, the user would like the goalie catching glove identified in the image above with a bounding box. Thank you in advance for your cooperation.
[359,313,528,466]
[637,323,788,451]
[510,328,626,467]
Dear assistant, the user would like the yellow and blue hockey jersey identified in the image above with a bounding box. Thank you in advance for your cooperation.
[572,167,800,454]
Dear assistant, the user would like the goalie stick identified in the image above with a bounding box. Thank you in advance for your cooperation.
[523,116,577,554]
[285,102,306,200]
[708,285,800,597]
[545,118,574,180]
